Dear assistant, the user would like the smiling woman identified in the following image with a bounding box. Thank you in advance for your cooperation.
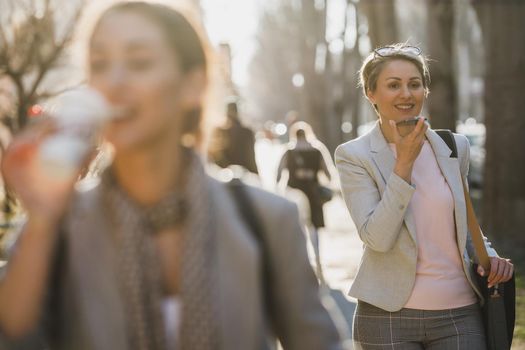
[334,43,514,350]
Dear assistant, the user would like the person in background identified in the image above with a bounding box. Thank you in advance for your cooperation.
[276,121,334,283]
[283,110,299,142]
[208,98,259,175]
[0,2,342,349]
[335,43,513,349]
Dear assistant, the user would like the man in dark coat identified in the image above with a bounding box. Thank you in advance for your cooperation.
[209,100,259,174]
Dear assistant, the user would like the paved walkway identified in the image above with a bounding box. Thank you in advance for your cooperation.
[320,196,362,294]
[312,196,362,349]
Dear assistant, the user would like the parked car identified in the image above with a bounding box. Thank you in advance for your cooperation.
[457,118,485,188]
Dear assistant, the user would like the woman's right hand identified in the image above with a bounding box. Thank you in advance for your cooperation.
[0,120,84,338]
[390,117,428,183]
[1,119,79,224]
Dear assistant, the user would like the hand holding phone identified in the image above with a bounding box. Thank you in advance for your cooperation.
[389,117,428,183]
[396,116,428,127]
[394,117,427,137]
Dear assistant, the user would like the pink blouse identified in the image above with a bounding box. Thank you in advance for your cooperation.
[390,141,477,310]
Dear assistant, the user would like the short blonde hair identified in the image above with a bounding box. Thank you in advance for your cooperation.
[359,43,431,97]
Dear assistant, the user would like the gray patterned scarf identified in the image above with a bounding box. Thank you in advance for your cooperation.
[102,151,219,350]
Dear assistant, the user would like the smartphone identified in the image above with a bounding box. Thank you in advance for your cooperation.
[396,117,427,127]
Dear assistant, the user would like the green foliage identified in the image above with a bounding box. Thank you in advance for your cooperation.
[514,264,525,343]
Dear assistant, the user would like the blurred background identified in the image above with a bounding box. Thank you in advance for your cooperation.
[0,0,523,346]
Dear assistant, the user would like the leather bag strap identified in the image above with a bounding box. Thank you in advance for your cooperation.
[461,179,491,270]
[435,129,491,270]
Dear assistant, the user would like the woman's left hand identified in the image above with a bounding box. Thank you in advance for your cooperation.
[477,257,514,288]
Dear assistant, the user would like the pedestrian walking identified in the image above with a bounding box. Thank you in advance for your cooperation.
[335,43,513,349]
[277,121,335,283]
[208,98,259,175]
[0,2,341,349]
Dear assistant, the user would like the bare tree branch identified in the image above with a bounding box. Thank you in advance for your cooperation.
[12,18,40,75]
[27,3,83,101]
[0,24,7,53]
[35,81,86,101]
[0,87,15,100]
[0,0,86,130]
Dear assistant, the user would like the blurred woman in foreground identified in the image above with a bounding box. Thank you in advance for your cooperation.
[0,2,341,349]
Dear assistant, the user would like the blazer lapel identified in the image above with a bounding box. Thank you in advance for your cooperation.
[370,122,396,185]
[369,122,418,244]
[211,181,260,350]
[426,130,468,253]
[68,189,128,350]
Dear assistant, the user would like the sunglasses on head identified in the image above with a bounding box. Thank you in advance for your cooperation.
[373,45,422,58]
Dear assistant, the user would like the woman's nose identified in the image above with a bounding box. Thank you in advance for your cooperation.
[400,85,412,98]
[98,66,129,102]
[106,65,128,89]
[98,66,129,100]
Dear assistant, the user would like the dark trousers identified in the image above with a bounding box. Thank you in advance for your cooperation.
[353,301,486,349]
[288,180,324,228]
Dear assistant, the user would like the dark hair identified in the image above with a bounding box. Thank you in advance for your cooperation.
[92,1,208,146]
[226,101,238,118]
[289,121,315,143]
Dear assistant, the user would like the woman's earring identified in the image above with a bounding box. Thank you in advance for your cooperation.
[181,133,196,147]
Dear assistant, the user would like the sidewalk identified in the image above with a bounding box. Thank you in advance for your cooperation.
[316,196,362,349]
[320,196,362,293]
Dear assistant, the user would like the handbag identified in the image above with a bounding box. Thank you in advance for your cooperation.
[318,185,333,204]
[436,130,516,350]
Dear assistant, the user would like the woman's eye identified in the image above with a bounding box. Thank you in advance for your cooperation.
[388,83,399,89]
[410,82,422,89]
[127,59,153,71]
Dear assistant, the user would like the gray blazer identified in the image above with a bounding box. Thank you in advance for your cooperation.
[26,176,341,350]
[334,122,497,312]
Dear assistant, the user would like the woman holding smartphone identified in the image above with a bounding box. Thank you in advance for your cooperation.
[335,43,513,349]
[0,2,341,349]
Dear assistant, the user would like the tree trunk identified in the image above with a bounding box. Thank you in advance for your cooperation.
[358,0,397,48]
[473,1,525,249]
[427,0,457,130]
[300,0,331,148]
[341,2,361,143]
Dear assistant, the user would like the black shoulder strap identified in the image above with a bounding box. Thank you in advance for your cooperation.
[227,178,265,246]
[227,178,271,306]
[435,129,458,159]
